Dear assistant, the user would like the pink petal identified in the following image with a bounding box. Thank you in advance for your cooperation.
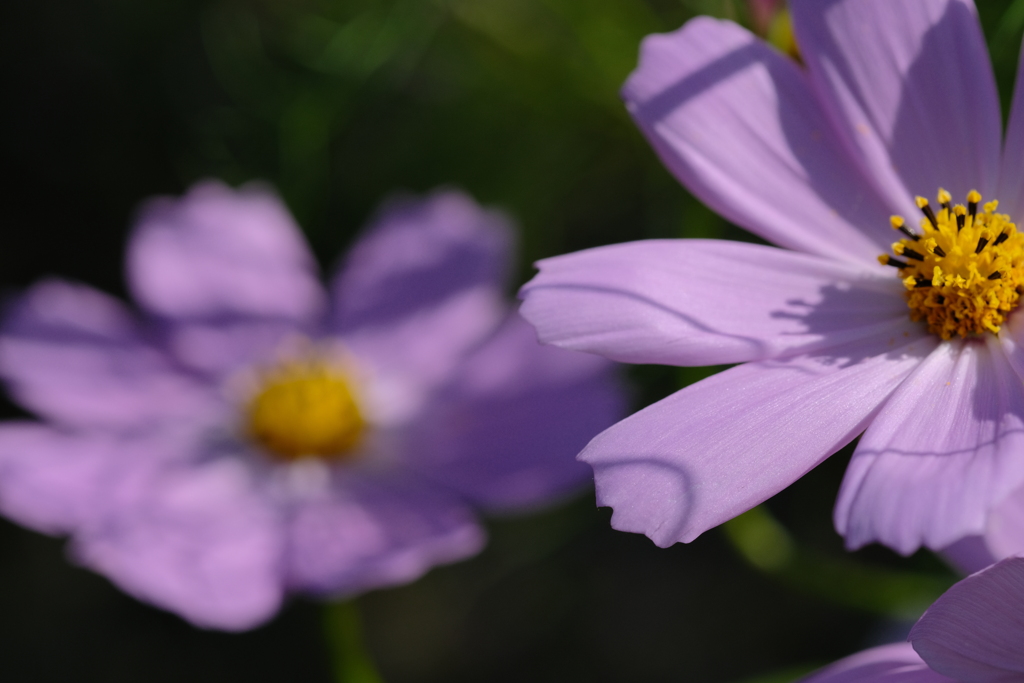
[408,313,624,510]
[161,318,302,378]
[127,180,326,324]
[996,303,1024,389]
[940,534,997,576]
[74,458,285,631]
[837,338,1024,555]
[0,424,160,534]
[911,557,1024,683]
[985,491,1024,562]
[999,44,1024,219]
[0,280,217,430]
[583,325,933,547]
[971,314,1024,562]
[520,239,909,366]
[0,424,207,534]
[332,190,511,401]
[792,0,1000,214]
[330,189,512,333]
[799,642,954,683]
[340,288,506,419]
[285,475,484,596]
[622,16,893,264]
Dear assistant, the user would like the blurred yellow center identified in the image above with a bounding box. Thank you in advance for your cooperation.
[247,361,364,461]
[879,189,1024,340]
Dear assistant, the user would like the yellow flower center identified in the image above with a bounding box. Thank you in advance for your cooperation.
[879,189,1024,340]
[247,360,365,461]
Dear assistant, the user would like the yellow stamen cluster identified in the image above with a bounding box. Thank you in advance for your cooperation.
[879,189,1024,340]
[247,360,364,461]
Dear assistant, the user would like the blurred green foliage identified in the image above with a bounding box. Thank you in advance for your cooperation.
[187,0,722,273]
[724,506,954,620]
[983,0,1024,120]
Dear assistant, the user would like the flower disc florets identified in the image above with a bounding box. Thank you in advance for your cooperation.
[879,189,1024,340]
[247,359,364,460]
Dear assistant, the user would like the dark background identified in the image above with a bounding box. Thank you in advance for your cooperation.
[1,1,1021,681]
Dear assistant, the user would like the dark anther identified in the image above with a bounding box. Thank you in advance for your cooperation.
[898,225,920,241]
[968,201,978,218]
[902,248,925,261]
[989,271,1003,280]
[920,202,938,228]
[956,212,966,231]
[884,256,909,268]
[933,245,947,257]
[994,232,1010,246]
[976,237,989,254]
[915,278,932,288]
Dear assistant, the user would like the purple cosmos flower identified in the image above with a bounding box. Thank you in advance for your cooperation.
[800,556,1024,683]
[519,0,1024,554]
[0,181,623,630]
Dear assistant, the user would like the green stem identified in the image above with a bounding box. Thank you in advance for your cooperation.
[323,601,386,683]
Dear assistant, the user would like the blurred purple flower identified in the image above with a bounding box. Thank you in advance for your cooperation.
[800,557,1024,683]
[0,181,624,630]
[520,0,1024,553]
